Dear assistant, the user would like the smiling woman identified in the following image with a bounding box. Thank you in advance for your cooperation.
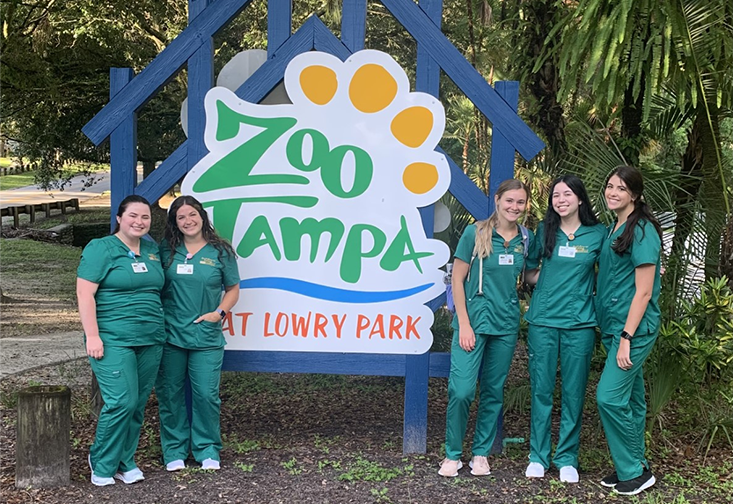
[76,194,165,487]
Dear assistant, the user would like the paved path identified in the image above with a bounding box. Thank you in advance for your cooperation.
[0,331,85,379]
[0,171,112,208]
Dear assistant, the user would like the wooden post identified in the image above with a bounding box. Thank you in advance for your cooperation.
[16,385,71,488]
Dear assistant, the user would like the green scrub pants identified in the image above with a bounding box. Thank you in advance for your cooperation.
[596,332,657,481]
[527,325,596,469]
[444,330,518,460]
[88,344,163,478]
[156,343,224,464]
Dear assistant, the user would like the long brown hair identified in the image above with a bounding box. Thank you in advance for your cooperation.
[164,195,237,266]
[607,166,662,255]
[473,179,528,258]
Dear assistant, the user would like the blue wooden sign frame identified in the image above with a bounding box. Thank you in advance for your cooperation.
[84,0,544,453]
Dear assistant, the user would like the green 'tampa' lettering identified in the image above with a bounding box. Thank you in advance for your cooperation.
[280,217,344,262]
[193,100,303,192]
[340,224,387,284]
[238,215,281,260]
[380,215,433,273]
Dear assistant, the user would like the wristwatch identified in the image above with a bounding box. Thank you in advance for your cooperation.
[620,330,633,341]
[216,308,226,319]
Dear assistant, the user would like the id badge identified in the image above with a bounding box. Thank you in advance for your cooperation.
[499,254,514,265]
[177,263,194,275]
[131,262,148,273]
[558,246,577,258]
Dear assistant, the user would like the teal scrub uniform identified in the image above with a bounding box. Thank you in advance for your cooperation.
[595,220,661,481]
[524,222,605,470]
[445,224,533,460]
[77,235,165,478]
[156,242,240,465]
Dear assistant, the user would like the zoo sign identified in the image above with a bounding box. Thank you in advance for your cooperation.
[181,50,451,354]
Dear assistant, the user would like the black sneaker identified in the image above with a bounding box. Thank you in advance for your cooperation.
[613,468,656,495]
[600,472,619,488]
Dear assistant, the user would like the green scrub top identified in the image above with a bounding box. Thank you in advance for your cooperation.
[451,224,533,336]
[596,220,662,336]
[77,235,165,346]
[160,242,240,349]
[525,222,606,329]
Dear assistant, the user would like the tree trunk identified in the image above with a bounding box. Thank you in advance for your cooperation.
[664,113,704,312]
[16,385,70,488]
[698,104,726,280]
[620,72,646,167]
[524,0,567,157]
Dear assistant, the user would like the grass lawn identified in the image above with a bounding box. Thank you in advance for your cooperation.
[0,158,108,191]
[0,238,80,302]
[0,171,36,190]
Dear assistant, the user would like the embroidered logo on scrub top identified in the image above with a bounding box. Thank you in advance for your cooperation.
[513,245,524,254]
[199,257,216,267]
[148,253,160,261]
[574,245,589,254]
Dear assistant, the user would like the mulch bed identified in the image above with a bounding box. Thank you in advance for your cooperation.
[1,351,731,503]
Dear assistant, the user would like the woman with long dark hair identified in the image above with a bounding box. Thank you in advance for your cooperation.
[439,179,535,477]
[523,175,606,483]
[156,195,240,472]
[595,166,662,496]
[77,195,165,486]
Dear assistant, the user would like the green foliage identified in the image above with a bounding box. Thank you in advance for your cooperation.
[338,456,406,482]
[280,456,303,475]
[662,277,733,384]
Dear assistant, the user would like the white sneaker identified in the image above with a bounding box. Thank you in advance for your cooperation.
[438,458,463,477]
[525,462,545,478]
[166,459,186,472]
[201,458,220,470]
[559,465,579,483]
[88,454,115,487]
[114,467,145,484]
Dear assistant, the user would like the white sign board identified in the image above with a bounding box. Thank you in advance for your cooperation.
[181,50,451,354]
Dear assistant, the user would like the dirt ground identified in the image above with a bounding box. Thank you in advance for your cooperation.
[2,346,732,504]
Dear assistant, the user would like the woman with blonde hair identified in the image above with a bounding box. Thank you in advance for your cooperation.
[439,178,535,477]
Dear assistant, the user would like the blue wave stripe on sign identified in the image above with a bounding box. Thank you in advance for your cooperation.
[239,277,433,303]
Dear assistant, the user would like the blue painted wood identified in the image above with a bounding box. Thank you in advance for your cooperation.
[135,142,188,203]
[416,0,442,98]
[109,68,137,231]
[428,351,451,378]
[403,351,430,452]
[426,292,446,312]
[222,350,452,377]
[83,0,253,145]
[268,0,292,57]
[188,0,214,170]
[438,147,490,220]
[313,16,352,60]
[341,0,367,52]
[488,81,519,214]
[236,17,316,102]
[223,351,409,375]
[380,0,544,161]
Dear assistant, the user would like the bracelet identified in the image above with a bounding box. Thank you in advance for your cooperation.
[620,330,633,341]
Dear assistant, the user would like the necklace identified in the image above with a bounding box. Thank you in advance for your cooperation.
[561,224,581,242]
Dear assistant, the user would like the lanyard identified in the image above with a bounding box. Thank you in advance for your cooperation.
[127,250,138,263]
[184,252,193,264]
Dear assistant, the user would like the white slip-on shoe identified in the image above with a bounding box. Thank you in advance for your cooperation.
[166,459,186,472]
[201,458,220,470]
[469,455,491,476]
[88,454,115,486]
[559,465,579,483]
[525,462,545,478]
[438,458,463,477]
[114,467,145,484]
